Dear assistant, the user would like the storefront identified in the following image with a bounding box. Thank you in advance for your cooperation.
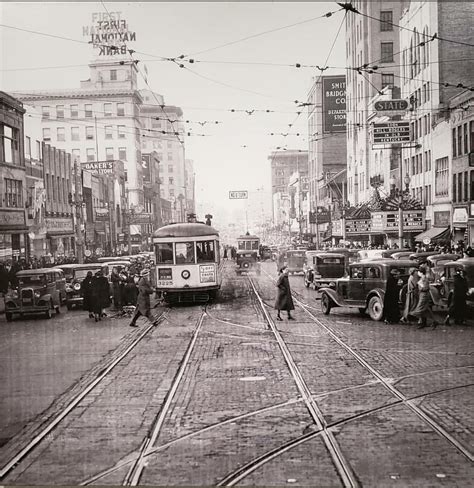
[371,210,426,247]
[45,217,74,258]
[0,209,28,262]
[344,216,372,245]
[452,206,469,244]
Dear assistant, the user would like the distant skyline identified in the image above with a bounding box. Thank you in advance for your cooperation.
[1,2,347,223]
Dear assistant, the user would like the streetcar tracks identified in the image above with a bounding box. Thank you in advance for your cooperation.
[259,268,474,463]
[0,311,167,481]
[123,308,207,486]
[247,277,359,488]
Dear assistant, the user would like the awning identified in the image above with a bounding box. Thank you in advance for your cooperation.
[415,227,450,243]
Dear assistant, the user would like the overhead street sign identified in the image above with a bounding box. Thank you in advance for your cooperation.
[373,121,411,144]
[229,191,248,199]
[374,99,408,116]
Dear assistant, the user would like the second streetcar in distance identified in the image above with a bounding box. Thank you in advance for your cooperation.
[152,222,222,303]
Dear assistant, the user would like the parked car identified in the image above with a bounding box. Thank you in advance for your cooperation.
[380,249,404,258]
[319,260,414,321]
[430,258,474,310]
[409,251,439,265]
[259,245,272,261]
[286,249,306,274]
[356,249,386,261]
[391,251,413,260]
[303,252,346,290]
[426,254,460,281]
[4,268,66,321]
[326,248,359,264]
[235,250,261,275]
[58,263,108,309]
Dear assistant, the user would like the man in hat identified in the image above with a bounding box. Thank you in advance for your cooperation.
[383,268,401,324]
[129,268,154,327]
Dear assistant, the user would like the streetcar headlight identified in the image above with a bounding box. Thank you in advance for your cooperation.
[181,270,191,280]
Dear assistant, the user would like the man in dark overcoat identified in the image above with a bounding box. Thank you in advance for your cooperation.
[274,266,295,321]
[129,268,154,327]
[91,270,110,322]
[445,268,468,325]
[81,271,94,318]
[383,268,401,324]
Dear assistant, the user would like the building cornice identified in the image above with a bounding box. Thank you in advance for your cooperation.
[13,89,143,104]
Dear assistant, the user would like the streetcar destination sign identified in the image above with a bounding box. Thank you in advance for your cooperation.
[373,121,411,144]
[229,191,248,199]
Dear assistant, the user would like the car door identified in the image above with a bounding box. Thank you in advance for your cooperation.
[345,265,365,303]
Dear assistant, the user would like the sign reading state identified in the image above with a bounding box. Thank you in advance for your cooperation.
[229,191,248,199]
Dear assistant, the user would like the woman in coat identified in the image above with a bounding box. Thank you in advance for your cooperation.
[274,266,295,321]
[445,268,468,325]
[400,268,419,323]
[129,269,154,327]
[91,270,111,322]
[412,267,438,329]
[81,271,94,318]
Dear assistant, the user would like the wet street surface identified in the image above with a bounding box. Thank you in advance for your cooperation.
[0,260,473,486]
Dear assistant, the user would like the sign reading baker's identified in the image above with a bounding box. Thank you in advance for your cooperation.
[81,161,114,175]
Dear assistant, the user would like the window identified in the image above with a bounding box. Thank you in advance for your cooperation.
[458,172,462,203]
[70,105,78,118]
[175,242,195,264]
[69,127,79,141]
[106,148,114,161]
[470,121,474,152]
[43,128,51,141]
[104,103,113,117]
[118,125,126,138]
[465,171,469,201]
[381,42,394,63]
[36,140,41,160]
[380,11,393,31]
[381,73,394,89]
[155,243,173,264]
[168,164,174,172]
[435,157,449,196]
[471,171,474,201]
[196,241,215,263]
[86,126,94,140]
[117,103,125,116]
[169,188,175,197]
[350,266,363,279]
[105,126,113,139]
[85,104,93,117]
[169,177,174,185]
[57,127,65,141]
[168,152,173,160]
[25,136,31,160]
[464,123,468,154]
[118,147,127,160]
[86,148,95,162]
[453,174,457,202]
[5,179,23,207]
[56,105,64,119]
[42,106,50,119]
[110,70,117,81]
[72,149,80,162]
[364,267,380,279]
[2,125,18,164]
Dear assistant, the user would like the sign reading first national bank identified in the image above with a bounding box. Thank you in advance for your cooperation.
[83,12,136,56]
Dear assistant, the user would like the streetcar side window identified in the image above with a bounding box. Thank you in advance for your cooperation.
[175,242,195,264]
[155,243,174,264]
[238,241,245,250]
[197,240,215,263]
[252,241,259,250]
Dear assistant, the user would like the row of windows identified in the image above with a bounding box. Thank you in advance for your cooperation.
[409,83,431,109]
[4,178,23,208]
[453,171,474,203]
[452,121,474,158]
[44,173,69,205]
[407,150,432,176]
[411,185,432,206]
[155,241,217,264]
[24,136,42,161]
[71,147,127,163]
[402,26,431,80]
[42,125,128,142]
[411,114,431,140]
[42,102,126,119]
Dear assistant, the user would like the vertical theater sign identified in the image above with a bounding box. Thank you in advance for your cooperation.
[83,11,137,56]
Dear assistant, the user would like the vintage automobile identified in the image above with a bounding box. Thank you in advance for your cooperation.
[235,250,261,275]
[326,248,359,264]
[259,245,272,261]
[430,258,474,310]
[380,249,403,258]
[286,249,306,274]
[391,251,413,260]
[319,260,414,321]
[303,252,346,290]
[58,263,109,309]
[409,251,439,265]
[426,253,460,281]
[5,268,66,321]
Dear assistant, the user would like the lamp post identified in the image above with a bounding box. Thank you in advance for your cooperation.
[72,159,84,264]
[390,173,412,249]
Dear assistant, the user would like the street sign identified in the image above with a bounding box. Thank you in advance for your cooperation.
[373,121,411,144]
[229,191,248,199]
[374,99,408,116]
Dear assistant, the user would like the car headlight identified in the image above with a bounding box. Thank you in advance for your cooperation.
[9,290,19,299]
[73,282,81,291]
[34,291,41,299]
[181,270,191,280]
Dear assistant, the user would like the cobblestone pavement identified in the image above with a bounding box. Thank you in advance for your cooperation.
[1,260,473,486]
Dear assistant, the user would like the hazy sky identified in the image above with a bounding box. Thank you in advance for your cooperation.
[1,1,347,221]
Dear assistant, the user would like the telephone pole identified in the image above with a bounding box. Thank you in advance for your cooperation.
[73,159,84,263]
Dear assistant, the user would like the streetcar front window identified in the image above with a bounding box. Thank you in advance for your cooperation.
[197,240,215,263]
[175,242,195,264]
[155,243,174,264]
[251,241,259,250]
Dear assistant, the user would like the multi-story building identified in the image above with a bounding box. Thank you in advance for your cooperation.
[399,0,474,242]
[139,89,189,222]
[0,92,28,262]
[307,74,347,242]
[269,149,308,224]
[14,59,145,239]
[345,1,407,206]
[185,159,196,216]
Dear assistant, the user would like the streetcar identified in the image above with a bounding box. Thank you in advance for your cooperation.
[152,222,222,303]
[235,233,261,275]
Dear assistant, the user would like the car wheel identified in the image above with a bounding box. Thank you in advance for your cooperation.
[368,296,384,321]
[5,312,13,322]
[321,292,332,315]
[304,277,310,288]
